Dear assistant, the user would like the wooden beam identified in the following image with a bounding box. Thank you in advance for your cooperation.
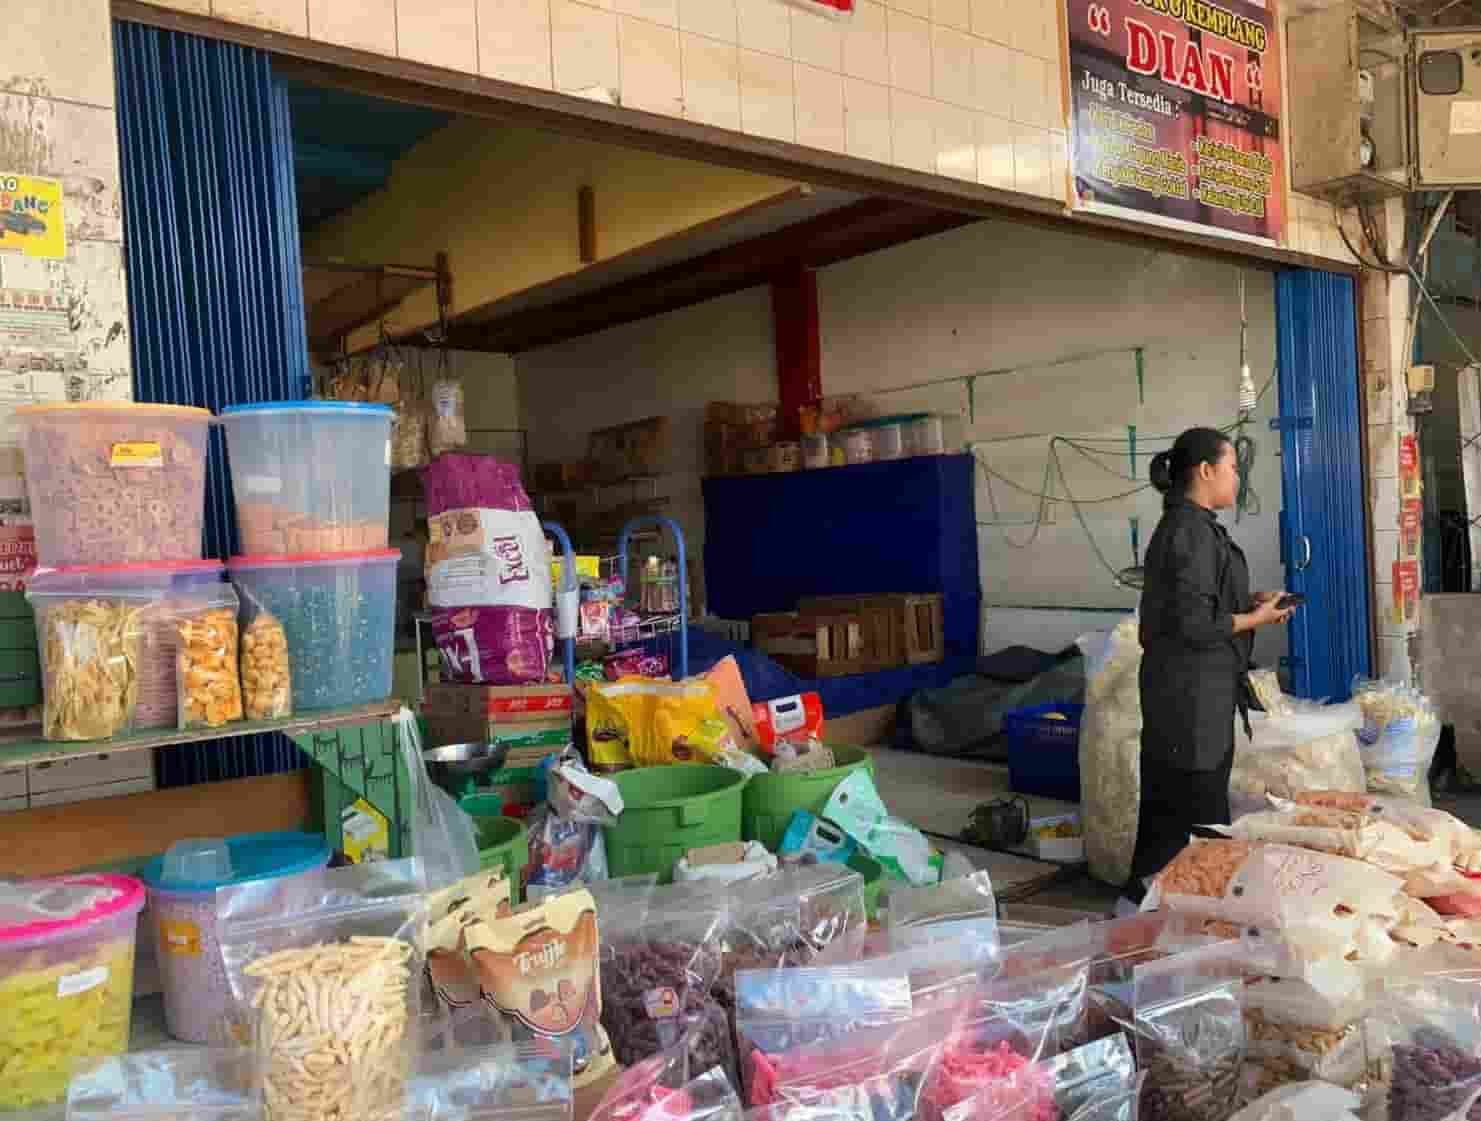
[0,771,313,877]
[772,262,821,439]
[578,186,597,264]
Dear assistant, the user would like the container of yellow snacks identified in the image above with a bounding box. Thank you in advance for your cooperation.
[0,873,145,1110]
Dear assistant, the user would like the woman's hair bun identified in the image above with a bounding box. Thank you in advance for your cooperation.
[1148,451,1174,494]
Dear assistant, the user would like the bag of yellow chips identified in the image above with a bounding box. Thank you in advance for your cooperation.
[175,585,244,730]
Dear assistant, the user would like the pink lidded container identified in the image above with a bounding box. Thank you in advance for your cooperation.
[0,874,146,1111]
[15,403,211,566]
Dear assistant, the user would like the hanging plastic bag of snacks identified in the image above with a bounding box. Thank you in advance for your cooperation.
[391,349,430,470]
[429,351,468,457]
[67,1049,259,1121]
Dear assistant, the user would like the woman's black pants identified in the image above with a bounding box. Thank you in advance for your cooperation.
[1125,749,1234,899]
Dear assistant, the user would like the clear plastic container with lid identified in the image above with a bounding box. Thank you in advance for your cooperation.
[16,402,211,566]
[0,873,145,1110]
[219,402,394,555]
[142,831,330,1043]
[228,549,399,711]
[29,561,228,732]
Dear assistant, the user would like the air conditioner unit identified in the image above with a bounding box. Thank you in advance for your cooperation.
[1411,28,1481,190]
[1289,1,1410,201]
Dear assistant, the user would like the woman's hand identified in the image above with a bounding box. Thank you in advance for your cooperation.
[1234,596,1293,633]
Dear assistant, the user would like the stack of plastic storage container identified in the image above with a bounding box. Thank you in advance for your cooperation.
[219,403,399,712]
[16,403,227,741]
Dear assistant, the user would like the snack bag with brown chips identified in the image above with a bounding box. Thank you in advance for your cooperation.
[466,888,615,1089]
[176,586,244,730]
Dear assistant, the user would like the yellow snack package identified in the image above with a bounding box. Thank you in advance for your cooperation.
[585,677,733,768]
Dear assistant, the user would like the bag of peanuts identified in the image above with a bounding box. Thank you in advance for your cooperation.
[174,585,244,731]
[236,584,292,721]
[217,858,427,1121]
[67,1049,259,1121]
[1240,976,1370,1095]
[1131,943,1248,1121]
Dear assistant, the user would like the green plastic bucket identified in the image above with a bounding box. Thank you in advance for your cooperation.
[742,746,875,851]
[603,765,748,882]
[462,806,530,899]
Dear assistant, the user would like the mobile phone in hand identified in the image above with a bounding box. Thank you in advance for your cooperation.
[1276,593,1306,610]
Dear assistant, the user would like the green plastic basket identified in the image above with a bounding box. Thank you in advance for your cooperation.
[462,807,530,899]
[602,764,748,883]
[742,746,874,852]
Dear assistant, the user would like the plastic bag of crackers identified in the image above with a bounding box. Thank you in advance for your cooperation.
[175,584,244,731]
[236,581,292,720]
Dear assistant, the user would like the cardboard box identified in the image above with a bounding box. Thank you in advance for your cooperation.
[28,751,154,794]
[424,683,573,721]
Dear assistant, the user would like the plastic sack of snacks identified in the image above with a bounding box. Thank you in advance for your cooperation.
[403,1039,574,1121]
[424,869,516,1045]
[218,859,425,1121]
[429,375,468,459]
[32,592,150,741]
[67,1049,259,1121]
[1226,1082,1363,1121]
[1228,703,1365,821]
[1247,670,1291,717]
[1362,975,1481,1121]
[175,585,243,730]
[423,454,553,684]
[1292,792,1481,869]
[1240,976,1369,1096]
[939,1037,1139,1121]
[749,1003,956,1113]
[1131,943,1247,1121]
[597,881,734,1081]
[592,1053,742,1121]
[1354,678,1444,805]
[1146,841,1405,960]
[465,888,616,1089]
[720,865,870,1013]
[1222,804,1448,874]
[238,586,292,720]
[734,961,915,1098]
[1077,617,1143,886]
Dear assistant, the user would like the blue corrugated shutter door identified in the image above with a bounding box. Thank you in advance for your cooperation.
[1275,269,1373,700]
[114,21,310,784]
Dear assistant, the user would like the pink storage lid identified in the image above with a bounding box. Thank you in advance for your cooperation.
[0,874,146,947]
[32,560,223,581]
[228,549,400,570]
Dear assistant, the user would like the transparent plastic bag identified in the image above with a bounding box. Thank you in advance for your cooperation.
[430,376,468,458]
[591,1048,742,1121]
[1363,975,1481,1121]
[1222,804,1446,874]
[425,870,515,1044]
[238,588,292,720]
[886,871,999,965]
[1228,702,1365,815]
[1240,976,1369,1094]
[1077,617,1142,886]
[734,961,915,1099]
[175,584,244,731]
[217,859,427,1121]
[1354,678,1444,805]
[393,401,431,471]
[67,1049,259,1121]
[404,1039,573,1121]
[397,706,480,891]
[1226,1082,1362,1121]
[1130,944,1247,1121]
[598,881,735,1081]
[34,592,151,740]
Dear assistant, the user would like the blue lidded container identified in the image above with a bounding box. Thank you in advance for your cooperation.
[142,831,330,1043]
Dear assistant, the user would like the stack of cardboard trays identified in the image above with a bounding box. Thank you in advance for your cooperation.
[424,683,573,770]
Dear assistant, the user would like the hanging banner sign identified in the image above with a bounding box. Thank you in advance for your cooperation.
[785,0,853,12]
[1064,0,1285,246]
[0,175,65,261]
[1399,434,1422,500]
[1392,560,1418,626]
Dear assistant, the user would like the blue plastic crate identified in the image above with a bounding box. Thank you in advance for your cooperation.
[1004,702,1084,803]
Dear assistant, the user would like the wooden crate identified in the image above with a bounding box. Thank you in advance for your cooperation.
[751,610,895,677]
[797,594,944,666]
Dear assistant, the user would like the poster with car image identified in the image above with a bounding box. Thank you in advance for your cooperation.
[0,175,64,260]
[1064,0,1285,246]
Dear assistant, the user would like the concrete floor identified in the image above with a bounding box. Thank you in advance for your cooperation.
[869,744,1481,919]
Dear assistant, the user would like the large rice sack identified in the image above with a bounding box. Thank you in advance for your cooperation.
[1078,616,1141,886]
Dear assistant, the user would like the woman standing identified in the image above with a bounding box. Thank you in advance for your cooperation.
[1128,427,1293,896]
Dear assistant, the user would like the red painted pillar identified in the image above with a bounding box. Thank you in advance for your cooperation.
[771,262,822,439]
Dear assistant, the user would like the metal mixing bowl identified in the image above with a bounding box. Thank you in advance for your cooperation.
[422,741,509,791]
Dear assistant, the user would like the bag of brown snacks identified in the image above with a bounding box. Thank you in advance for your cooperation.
[237,584,292,720]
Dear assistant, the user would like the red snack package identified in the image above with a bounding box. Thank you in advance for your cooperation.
[752,694,825,753]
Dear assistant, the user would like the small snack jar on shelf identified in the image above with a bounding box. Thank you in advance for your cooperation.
[0,874,145,1111]
[15,402,211,566]
[218,402,393,555]
[228,549,399,712]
